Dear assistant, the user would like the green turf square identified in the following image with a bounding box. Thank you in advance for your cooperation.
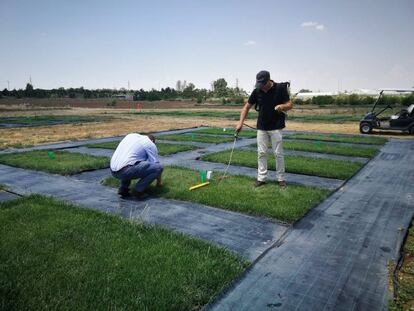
[103,166,330,223]
[0,150,109,175]
[86,141,197,156]
[201,150,364,180]
[0,195,247,310]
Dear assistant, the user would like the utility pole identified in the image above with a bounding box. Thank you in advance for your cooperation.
[7,80,10,90]
[29,75,32,86]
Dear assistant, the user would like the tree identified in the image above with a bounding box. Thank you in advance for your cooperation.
[24,83,34,97]
[213,78,228,97]
[2,88,10,96]
[182,83,196,98]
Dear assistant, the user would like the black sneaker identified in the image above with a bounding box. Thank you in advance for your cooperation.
[278,181,287,189]
[118,188,130,197]
[254,180,266,188]
[131,191,149,200]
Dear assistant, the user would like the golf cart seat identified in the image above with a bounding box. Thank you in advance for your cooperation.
[390,104,414,127]
[408,104,414,116]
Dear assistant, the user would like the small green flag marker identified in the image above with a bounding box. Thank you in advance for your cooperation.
[47,151,55,159]
[199,170,207,183]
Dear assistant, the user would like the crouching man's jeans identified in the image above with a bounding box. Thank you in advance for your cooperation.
[111,161,163,193]
[257,129,285,182]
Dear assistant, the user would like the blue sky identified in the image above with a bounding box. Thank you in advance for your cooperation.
[1,0,413,92]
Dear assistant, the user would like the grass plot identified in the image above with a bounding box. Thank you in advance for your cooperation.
[0,115,111,127]
[196,128,257,138]
[86,141,197,156]
[159,134,234,144]
[250,141,379,158]
[103,166,329,223]
[390,219,414,311]
[0,195,247,311]
[202,150,363,180]
[285,133,387,145]
[0,150,109,175]
[131,110,257,120]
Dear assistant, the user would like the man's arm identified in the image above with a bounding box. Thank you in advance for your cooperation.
[236,102,253,132]
[146,143,160,163]
[275,100,293,112]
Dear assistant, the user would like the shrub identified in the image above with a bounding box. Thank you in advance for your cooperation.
[311,95,335,106]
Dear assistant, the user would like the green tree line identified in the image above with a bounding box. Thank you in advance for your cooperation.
[0,78,247,104]
[295,94,414,106]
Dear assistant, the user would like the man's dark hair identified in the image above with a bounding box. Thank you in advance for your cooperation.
[148,134,156,143]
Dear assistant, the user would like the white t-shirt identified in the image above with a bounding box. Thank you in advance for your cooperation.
[110,133,159,172]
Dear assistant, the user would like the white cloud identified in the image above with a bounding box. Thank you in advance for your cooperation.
[301,21,325,31]
[301,21,318,27]
[244,40,256,46]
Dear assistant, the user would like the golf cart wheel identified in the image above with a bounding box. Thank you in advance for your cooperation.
[360,123,372,134]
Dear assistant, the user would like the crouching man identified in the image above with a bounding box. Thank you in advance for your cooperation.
[110,133,163,199]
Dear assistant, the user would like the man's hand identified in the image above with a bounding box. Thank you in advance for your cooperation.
[275,101,293,112]
[156,175,163,187]
[274,105,284,112]
[235,123,243,133]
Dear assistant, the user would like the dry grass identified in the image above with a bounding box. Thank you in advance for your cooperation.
[0,115,238,149]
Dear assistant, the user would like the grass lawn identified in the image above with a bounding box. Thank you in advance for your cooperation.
[103,166,330,223]
[0,195,247,311]
[250,140,379,158]
[130,111,361,123]
[0,115,111,127]
[159,134,234,144]
[390,221,414,310]
[0,150,109,175]
[130,110,257,120]
[201,150,363,180]
[288,115,360,123]
[285,133,387,145]
[86,141,197,156]
[196,128,257,138]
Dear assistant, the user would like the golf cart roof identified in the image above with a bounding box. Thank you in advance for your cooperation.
[370,88,414,114]
[379,88,414,93]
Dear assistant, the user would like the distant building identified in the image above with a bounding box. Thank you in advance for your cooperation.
[113,94,134,100]
[296,91,338,98]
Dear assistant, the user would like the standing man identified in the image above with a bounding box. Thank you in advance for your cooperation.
[236,70,293,188]
[110,133,163,199]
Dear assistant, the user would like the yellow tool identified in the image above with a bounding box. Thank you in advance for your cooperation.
[189,182,210,191]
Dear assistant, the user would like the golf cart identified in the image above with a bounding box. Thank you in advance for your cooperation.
[359,88,414,135]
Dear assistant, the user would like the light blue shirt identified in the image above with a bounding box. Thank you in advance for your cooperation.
[110,133,159,171]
